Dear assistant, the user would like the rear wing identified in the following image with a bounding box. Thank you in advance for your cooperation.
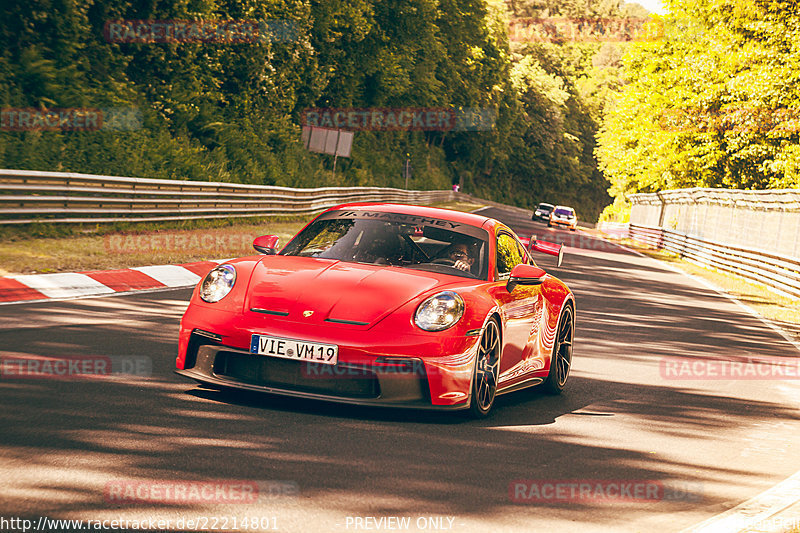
[521,236,564,267]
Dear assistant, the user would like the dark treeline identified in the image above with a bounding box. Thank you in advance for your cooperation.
[0,0,641,220]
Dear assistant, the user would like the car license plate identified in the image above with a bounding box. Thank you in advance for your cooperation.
[250,334,338,365]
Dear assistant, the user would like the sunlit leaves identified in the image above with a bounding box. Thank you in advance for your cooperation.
[597,0,800,212]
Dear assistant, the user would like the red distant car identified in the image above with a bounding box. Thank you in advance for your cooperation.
[176,203,575,417]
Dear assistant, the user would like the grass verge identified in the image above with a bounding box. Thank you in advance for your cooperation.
[0,201,487,276]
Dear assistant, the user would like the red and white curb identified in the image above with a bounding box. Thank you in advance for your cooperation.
[0,260,226,304]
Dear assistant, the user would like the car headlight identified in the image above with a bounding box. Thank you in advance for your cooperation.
[199,264,237,303]
[414,291,464,331]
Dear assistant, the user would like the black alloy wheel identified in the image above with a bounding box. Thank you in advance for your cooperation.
[468,318,501,418]
[543,304,574,394]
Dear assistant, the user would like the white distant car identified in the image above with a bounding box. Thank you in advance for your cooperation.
[532,202,555,223]
[548,206,578,231]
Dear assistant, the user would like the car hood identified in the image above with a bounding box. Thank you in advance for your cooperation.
[244,256,444,327]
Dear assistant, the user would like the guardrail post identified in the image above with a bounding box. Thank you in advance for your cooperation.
[677,231,685,258]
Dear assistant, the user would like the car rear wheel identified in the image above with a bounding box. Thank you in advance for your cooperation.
[543,304,573,394]
[468,318,501,418]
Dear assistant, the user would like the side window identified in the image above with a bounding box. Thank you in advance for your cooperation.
[496,232,526,277]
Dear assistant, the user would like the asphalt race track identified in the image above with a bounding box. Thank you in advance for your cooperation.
[1,205,799,533]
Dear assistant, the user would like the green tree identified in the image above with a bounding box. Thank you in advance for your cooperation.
[597,0,800,221]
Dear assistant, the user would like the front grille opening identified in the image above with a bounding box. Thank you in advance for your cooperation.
[213,353,381,398]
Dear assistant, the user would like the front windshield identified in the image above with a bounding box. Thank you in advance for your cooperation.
[554,208,574,217]
[281,210,490,279]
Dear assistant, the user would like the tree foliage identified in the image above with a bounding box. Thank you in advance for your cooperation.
[597,0,800,221]
[0,0,631,220]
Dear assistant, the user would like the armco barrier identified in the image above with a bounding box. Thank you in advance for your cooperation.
[624,223,800,299]
[0,169,455,224]
[629,188,800,259]
[624,187,800,299]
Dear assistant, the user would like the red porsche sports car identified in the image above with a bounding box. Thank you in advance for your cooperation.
[176,203,575,417]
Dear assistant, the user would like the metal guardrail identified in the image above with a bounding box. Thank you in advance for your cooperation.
[0,169,455,224]
[628,187,800,259]
[599,221,800,299]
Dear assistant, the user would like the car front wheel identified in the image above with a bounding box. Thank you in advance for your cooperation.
[468,318,501,418]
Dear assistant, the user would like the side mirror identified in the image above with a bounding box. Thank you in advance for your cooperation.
[507,264,547,292]
[528,237,564,267]
[253,235,280,255]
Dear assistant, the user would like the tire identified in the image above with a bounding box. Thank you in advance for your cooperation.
[543,304,574,395]
[467,318,501,418]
